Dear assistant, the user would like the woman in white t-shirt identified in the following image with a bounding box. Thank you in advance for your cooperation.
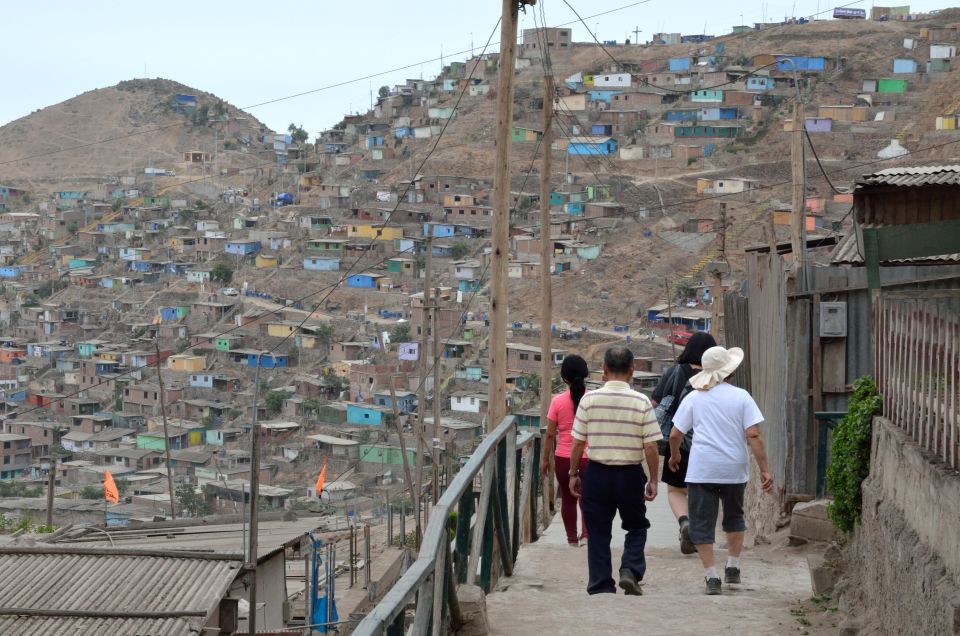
[669,346,774,596]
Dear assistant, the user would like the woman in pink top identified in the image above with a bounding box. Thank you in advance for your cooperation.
[540,354,590,546]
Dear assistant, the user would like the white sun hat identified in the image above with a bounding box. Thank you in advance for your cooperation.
[689,346,745,390]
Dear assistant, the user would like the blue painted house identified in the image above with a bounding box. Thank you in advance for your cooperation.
[224,240,261,255]
[669,57,691,71]
[394,127,413,139]
[366,135,384,148]
[746,77,774,91]
[775,56,825,72]
[664,109,699,122]
[0,266,24,279]
[591,124,614,136]
[247,352,288,368]
[698,107,738,121]
[424,223,456,238]
[586,90,624,104]
[893,58,918,73]
[347,273,381,288]
[374,390,417,414]
[567,137,618,156]
[346,403,390,426]
[303,257,340,271]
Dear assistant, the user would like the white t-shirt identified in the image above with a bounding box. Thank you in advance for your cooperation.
[672,382,764,484]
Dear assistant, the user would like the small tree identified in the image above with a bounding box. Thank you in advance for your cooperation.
[378,85,390,98]
[322,369,348,396]
[265,389,292,415]
[451,241,471,261]
[287,123,309,144]
[211,262,233,284]
[390,323,410,343]
[175,483,213,518]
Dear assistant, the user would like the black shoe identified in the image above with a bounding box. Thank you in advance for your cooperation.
[724,567,741,584]
[705,577,722,595]
[618,568,643,596]
[679,520,696,555]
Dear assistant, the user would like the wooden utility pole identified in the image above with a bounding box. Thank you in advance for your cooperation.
[154,341,177,520]
[539,74,556,509]
[431,285,441,504]
[388,371,419,542]
[765,208,779,254]
[664,279,676,358]
[488,0,522,433]
[46,461,56,527]
[710,204,727,339]
[790,99,805,270]
[415,228,433,534]
[246,355,264,633]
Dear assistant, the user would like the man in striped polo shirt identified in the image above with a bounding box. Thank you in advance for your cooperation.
[569,347,661,595]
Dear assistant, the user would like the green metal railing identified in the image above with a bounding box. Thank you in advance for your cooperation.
[353,416,542,635]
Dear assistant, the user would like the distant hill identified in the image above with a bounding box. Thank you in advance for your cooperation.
[0,78,270,190]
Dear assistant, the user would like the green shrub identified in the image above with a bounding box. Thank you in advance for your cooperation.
[826,376,882,532]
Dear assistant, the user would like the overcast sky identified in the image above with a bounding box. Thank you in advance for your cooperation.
[1,0,951,138]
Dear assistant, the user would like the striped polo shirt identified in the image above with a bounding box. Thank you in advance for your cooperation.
[571,380,662,465]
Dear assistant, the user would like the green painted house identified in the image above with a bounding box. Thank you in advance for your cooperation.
[877,78,907,93]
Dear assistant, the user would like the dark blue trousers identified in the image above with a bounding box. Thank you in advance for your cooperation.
[580,461,650,594]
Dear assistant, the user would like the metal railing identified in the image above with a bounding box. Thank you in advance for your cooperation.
[875,290,960,469]
[353,416,542,636]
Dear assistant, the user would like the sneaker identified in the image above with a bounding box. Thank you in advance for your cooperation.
[679,520,696,555]
[724,567,741,584]
[618,568,643,596]
[705,577,722,595]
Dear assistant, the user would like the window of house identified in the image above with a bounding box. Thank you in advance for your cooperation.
[3,456,8,465]
[3,442,8,449]
[519,353,529,360]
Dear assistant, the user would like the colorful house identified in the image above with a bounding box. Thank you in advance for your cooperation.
[691,90,723,103]
[346,403,391,426]
[347,224,402,241]
[877,78,907,93]
[892,58,918,73]
[243,352,285,368]
[775,56,826,72]
[224,240,261,255]
[567,136,618,156]
[346,273,382,288]
[303,257,340,271]
[745,77,774,91]
[255,253,279,268]
[167,354,205,372]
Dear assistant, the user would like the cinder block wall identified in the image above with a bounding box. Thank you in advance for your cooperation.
[840,417,960,634]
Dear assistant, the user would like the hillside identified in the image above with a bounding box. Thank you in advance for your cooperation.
[0,78,270,194]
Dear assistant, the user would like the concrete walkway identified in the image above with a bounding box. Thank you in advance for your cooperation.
[486,492,829,635]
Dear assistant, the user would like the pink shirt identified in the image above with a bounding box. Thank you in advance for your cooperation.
[548,390,588,458]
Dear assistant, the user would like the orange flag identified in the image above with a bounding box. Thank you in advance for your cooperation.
[315,458,328,497]
[103,470,119,504]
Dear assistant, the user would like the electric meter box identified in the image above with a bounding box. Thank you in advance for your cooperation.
[820,301,847,337]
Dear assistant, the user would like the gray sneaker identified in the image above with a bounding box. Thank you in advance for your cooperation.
[618,568,643,596]
[679,520,696,555]
[725,567,741,584]
[705,577,722,595]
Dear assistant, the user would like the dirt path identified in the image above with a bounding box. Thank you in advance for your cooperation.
[485,493,837,635]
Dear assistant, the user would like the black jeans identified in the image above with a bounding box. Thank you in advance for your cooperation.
[580,461,650,594]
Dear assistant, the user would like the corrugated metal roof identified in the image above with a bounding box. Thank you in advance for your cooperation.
[0,548,240,636]
[831,232,960,265]
[857,165,960,188]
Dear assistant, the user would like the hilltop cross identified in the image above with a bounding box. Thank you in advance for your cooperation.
[633,26,641,43]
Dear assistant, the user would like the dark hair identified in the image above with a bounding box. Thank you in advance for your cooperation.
[560,354,589,410]
[603,346,634,375]
[677,332,718,365]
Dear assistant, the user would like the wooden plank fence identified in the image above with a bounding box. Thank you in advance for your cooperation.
[875,291,960,469]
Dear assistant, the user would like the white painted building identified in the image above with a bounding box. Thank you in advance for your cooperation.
[450,391,487,414]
